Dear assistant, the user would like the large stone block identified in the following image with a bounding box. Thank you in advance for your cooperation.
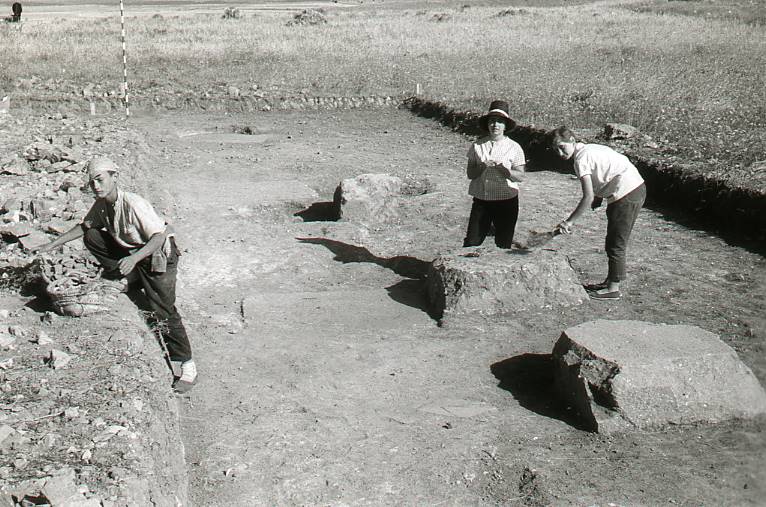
[333,173,403,224]
[553,320,766,433]
[427,250,588,319]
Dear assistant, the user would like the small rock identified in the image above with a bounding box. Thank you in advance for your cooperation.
[0,333,16,350]
[41,467,82,505]
[0,158,29,176]
[19,231,51,251]
[93,425,127,443]
[33,330,54,346]
[41,312,58,325]
[42,433,57,448]
[7,325,30,338]
[1,198,22,214]
[0,310,10,320]
[48,349,72,369]
[64,407,79,419]
[0,424,14,445]
[0,222,32,239]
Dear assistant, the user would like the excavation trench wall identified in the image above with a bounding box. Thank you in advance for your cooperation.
[17,91,764,238]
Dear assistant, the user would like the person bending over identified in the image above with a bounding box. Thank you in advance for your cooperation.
[550,126,646,301]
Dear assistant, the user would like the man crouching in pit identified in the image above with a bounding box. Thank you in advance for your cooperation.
[34,157,198,393]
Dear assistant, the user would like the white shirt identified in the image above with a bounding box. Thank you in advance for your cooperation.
[573,143,644,203]
[83,188,174,272]
[467,136,526,201]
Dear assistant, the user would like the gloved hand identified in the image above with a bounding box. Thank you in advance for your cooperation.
[591,197,603,210]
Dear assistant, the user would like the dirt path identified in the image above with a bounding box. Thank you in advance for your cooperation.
[131,109,766,505]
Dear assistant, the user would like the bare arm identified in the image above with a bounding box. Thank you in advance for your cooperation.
[560,176,594,232]
[116,230,167,276]
[33,224,85,253]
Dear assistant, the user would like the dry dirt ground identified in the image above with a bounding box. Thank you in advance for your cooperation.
[123,108,766,506]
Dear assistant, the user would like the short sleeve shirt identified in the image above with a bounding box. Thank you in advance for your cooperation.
[467,136,526,201]
[573,143,644,203]
[83,189,166,249]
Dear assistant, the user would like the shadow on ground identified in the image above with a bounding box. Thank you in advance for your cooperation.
[385,279,431,315]
[297,237,431,279]
[491,353,590,431]
[298,237,436,317]
[294,201,338,222]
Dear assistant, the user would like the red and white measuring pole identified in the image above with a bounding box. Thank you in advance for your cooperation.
[119,0,130,117]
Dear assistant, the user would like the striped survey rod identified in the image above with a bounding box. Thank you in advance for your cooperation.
[119,0,130,117]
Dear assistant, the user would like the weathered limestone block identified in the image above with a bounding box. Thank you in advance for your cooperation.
[553,320,766,433]
[427,250,588,319]
[333,173,403,223]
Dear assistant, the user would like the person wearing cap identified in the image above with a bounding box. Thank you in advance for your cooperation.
[463,100,526,249]
[549,126,646,301]
[34,157,197,393]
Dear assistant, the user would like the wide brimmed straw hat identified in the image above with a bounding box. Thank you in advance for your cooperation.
[479,100,516,132]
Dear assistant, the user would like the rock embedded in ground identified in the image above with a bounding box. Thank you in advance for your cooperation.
[553,320,766,433]
[333,173,404,224]
[48,349,72,369]
[604,122,639,140]
[426,249,588,319]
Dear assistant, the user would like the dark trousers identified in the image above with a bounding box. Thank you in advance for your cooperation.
[463,196,519,248]
[605,183,646,283]
[83,228,192,362]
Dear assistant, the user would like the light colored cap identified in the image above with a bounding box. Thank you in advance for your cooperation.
[87,157,119,181]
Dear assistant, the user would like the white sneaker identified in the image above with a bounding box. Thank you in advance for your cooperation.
[173,360,198,393]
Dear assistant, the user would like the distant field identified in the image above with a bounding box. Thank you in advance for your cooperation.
[2,0,764,177]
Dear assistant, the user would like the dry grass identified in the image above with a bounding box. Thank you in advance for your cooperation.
[1,1,764,170]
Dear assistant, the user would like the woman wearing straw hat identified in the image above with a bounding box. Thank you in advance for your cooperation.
[463,100,526,249]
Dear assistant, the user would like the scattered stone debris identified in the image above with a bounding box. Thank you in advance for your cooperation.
[0,113,188,506]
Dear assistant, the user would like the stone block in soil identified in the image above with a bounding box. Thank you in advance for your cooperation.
[426,249,588,320]
[553,320,766,433]
[333,173,403,224]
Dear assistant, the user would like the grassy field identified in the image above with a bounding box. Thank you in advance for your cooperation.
[2,0,764,175]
